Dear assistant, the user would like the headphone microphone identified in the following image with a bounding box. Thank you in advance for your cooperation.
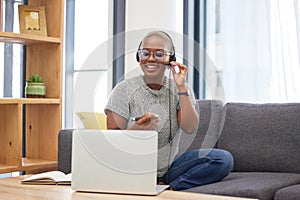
[136,31,176,63]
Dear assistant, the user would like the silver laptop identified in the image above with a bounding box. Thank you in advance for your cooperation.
[71,129,169,195]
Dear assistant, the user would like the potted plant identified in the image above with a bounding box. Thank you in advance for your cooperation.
[25,74,46,98]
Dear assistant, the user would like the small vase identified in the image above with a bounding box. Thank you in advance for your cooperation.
[25,82,46,98]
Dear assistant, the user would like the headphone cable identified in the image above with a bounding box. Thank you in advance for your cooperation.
[166,66,172,186]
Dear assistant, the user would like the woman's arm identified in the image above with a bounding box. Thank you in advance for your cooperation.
[106,111,126,130]
[106,111,160,130]
[170,61,199,134]
[177,89,199,134]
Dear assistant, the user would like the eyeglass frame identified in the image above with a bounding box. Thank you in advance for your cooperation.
[137,48,174,61]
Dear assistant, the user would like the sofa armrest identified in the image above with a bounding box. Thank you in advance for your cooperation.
[58,129,74,174]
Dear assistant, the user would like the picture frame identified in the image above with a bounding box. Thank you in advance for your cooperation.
[18,5,47,36]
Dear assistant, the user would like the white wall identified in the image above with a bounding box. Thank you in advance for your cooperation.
[125,0,182,78]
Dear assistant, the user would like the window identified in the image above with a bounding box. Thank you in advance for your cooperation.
[0,0,24,98]
[64,0,113,128]
[205,0,300,102]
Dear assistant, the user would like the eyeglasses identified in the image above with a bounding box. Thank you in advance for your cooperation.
[138,49,173,61]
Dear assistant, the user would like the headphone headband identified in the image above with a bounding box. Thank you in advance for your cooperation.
[136,31,176,63]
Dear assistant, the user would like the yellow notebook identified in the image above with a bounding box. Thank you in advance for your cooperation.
[76,112,107,129]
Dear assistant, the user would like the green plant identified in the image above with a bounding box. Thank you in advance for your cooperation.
[27,74,44,83]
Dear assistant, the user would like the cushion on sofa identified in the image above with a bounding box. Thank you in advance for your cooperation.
[58,129,73,174]
[179,100,223,153]
[274,184,300,200]
[218,103,300,173]
[184,172,300,200]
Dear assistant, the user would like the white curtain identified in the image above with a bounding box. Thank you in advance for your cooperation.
[269,0,300,102]
[217,0,300,103]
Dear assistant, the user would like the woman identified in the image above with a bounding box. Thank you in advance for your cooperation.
[105,30,233,190]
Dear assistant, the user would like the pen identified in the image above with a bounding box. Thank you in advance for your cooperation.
[131,116,142,121]
[131,114,159,121]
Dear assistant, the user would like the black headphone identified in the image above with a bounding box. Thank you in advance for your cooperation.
[136,31,176,63]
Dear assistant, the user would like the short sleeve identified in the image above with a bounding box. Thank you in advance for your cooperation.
[104,81,131,119]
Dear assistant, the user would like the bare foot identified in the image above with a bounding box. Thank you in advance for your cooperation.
[158,181,165,185]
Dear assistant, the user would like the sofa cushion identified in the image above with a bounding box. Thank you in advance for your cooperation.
[58,129,73,174]
[184,172,300,200]
[274,184,300,200]
[218,103,300,173]
[178,100,223,153]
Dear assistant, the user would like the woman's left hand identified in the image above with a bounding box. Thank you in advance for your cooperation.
[169,61,187,88]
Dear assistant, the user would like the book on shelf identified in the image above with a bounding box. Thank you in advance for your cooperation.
[21,171,71,185]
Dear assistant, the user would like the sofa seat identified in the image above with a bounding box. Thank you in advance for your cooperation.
[274,184,300,200]
[184,172,300,200]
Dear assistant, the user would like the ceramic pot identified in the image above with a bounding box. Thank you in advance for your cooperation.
[25,82,46,98]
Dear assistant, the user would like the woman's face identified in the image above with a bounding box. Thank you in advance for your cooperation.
[139,35,171,81]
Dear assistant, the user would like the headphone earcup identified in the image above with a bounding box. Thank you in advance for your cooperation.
[170,54,176,62]
[136,51,140,62]
[136,41,142,62]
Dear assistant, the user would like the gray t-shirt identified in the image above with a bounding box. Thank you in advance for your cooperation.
[105,75,196,177]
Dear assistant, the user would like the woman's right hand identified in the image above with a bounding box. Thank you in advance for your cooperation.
[131,113,160,130]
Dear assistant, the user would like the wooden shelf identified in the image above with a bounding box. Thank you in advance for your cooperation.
[0,32,61,45]
[0,98,61,105]
[0,164,18,174]
[0,0,64,175]
[0,159,57,174]
[21,158,57,171]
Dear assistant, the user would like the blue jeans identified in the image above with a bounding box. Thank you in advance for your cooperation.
[158,148,234,191]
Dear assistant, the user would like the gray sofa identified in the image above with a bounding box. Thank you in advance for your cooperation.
[58,100,300,200]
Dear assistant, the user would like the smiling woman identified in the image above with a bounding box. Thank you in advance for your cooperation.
[104,31,233,191]
[137,33,174,83]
